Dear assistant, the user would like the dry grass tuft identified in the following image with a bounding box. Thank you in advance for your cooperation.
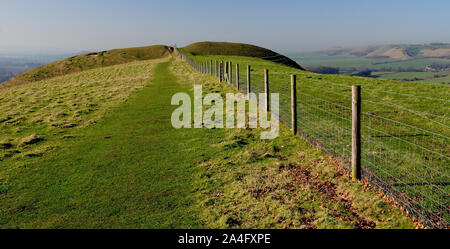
[0,58,167,160]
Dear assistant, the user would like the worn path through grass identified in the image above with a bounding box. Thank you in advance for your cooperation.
[0,58,414,229]
[0,59,227,228]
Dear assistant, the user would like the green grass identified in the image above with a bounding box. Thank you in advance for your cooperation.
[183,53,449,227]
[0,57,414,228]
[0,59,166,160]
[0,59,208,228]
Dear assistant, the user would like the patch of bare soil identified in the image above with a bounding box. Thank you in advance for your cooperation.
[367,48,411,60]
[421,48,450,58]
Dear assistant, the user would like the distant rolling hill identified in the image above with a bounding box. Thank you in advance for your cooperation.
[182,41,304,70]
[310,43,450,60]
[289,43,450,83]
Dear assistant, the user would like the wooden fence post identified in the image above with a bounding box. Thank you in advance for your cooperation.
[220,61,224,82]
[247,65,251,97]
[264,69,270,112]
[229,62,233,85]
[352,85,362,180]
[210,60,213,75]
[236,64,240,90]
[225,61,228,82]
[223,61,226,80]
[215,61,218,77]
[291,75,297,135]
[218,61,221,81]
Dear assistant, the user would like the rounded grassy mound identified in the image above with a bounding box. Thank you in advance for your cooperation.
[2,45,172,87]
[182,41,304,70]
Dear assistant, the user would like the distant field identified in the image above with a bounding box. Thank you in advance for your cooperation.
[288,53,450,84]
[289,54,398,68]
[372,69,450,82]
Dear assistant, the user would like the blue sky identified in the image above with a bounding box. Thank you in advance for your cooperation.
[1,0,449,53]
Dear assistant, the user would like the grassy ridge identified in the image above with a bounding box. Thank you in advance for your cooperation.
[0,58,413,228]
[0,59,209,227]
[1,45,172,87]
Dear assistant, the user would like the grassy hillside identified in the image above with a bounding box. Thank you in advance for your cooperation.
[182,52,449,227]
[1,45,172,87]
[0,55,415,228]
[0,58,168,161]
[182,41,304,70]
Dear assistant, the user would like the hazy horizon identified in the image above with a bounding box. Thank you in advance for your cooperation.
[1,0,450,54]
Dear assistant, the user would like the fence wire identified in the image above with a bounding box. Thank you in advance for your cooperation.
[179,53,449,228]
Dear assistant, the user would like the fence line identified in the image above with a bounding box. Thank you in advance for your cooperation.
[177,52,449,229]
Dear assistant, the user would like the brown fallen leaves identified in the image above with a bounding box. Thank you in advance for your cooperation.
[286,163,376,229]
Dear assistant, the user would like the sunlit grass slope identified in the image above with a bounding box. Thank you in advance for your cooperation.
[0,57,413,228]
[183,53,450,227]
[1,45,172,87]
[0,58,167,161]
[182,41,304,70]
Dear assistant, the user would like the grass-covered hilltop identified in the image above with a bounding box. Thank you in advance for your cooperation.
[182,41,304,70]
[1,45,173,87]
[1,41,448,229]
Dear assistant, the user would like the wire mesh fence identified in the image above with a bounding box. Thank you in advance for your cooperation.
[179,52,450,228]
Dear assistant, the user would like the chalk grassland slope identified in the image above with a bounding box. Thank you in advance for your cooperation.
[182,41,304,70]
[0,58,167,161]
[170,59,413,229]
[184,53,450,226]
[1,45,172,87]
[0,57,413,228]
